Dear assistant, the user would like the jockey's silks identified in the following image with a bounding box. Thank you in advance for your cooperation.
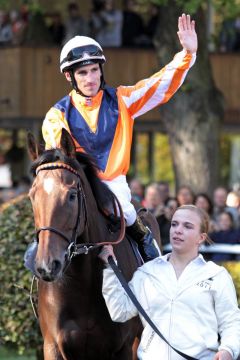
[43,50,196,181]
[54,87,118,172]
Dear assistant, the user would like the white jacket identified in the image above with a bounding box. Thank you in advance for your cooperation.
[102,254,240,360]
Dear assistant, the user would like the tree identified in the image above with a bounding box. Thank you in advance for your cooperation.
[142,0,239,195]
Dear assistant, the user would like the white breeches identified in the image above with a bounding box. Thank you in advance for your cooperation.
[102,175,137,226]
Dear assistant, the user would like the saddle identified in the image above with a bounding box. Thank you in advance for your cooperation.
[107,207,161,266]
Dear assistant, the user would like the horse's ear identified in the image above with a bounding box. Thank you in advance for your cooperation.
[60,128,76,158]
[27,132,42,160]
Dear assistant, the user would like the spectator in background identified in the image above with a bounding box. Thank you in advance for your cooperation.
[213,186,239,228]
[226,190,240,208]
[10,9,27,45]
[0,10,12,45]
[143,183,164,218]
[176,185,195,206]
[63,2,89,45]
[5,130,26,187]
[145,3,161,47]
[210,211,240,262]
[129,177,144,204]
[226,189,240,227]
[0,153,14,203]
[194,192,216,232]
[157,196,179,246]
[234,15,240,51]
[158,180,170,205]
[20,4,29,25]
[213,186,228,217]
[219,15,240,52]
[90,0,123,47]
[219,18,236,52]
[48,12,65,46]
[25,9,51,45]
[121,0,145,47]
[0,175,31,203]
[195,193,213,215]
[0,153,12,190]
[14,176,31,197]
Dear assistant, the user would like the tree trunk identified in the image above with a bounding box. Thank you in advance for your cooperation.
[154,3,224,195]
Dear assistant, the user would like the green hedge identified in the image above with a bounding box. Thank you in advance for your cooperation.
[221,262,240,305]
[0,195,42,356]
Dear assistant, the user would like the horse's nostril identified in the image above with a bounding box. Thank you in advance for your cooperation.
[52,260,61,275]
[36,261,62,281]
[37,267,46,276]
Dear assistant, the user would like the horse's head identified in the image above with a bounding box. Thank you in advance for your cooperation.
[27,129,122,281]
[27,129,88,281]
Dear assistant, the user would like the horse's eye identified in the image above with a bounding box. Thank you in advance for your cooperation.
[69,191,77,202]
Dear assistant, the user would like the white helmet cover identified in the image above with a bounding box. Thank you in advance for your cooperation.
[60,36,106,73]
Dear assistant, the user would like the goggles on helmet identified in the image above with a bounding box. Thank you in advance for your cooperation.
[60,45,104,66]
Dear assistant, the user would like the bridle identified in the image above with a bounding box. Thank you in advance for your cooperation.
[34,162,125,263]
[28,161,125,318]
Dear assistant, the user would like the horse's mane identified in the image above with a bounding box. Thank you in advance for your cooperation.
[31,149,115,213]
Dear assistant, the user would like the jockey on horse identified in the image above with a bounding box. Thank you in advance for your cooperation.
[40,13,197,262]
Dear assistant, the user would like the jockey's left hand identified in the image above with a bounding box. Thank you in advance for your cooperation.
[214,350,233,360]
[177,13,198,54]
[98,245,116,265]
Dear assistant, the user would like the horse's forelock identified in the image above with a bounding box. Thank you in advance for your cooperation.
[30,149,115,212]
[30,148,80,176]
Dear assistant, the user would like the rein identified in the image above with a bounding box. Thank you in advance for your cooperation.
[35,162,125,261]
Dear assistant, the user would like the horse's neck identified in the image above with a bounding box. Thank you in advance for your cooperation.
[86,207,108,242]
[69,246,102,282]
[39,256,104,323]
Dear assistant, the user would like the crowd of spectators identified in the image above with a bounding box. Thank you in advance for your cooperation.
[218,15,240,52]
[129,178,240,261]
[0,5,29,46]
[0,1,159,48]
[0,153,240,262]
[1,1,240,52]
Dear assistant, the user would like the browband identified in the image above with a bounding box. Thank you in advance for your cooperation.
[36,162,79,177]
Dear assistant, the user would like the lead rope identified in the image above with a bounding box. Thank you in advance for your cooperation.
[13,276,39,320]
[30,275,38,319]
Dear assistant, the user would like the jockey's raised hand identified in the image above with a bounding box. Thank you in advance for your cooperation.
[177,13,198,54]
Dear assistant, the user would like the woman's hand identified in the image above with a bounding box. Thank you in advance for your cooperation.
[214,350,233,360]
[98,245,116,264]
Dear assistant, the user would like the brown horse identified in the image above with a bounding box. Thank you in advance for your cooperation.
[27,129,160,360]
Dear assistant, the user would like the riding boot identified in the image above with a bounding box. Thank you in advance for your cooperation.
[126,216,160,262]
[107,214,121,233]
